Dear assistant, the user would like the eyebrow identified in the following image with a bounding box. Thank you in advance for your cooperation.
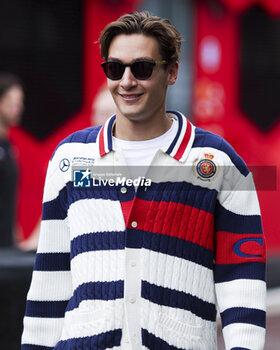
[107,56,155,63]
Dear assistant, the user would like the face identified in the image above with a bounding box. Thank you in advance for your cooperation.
[0,85,24,127]
[106,34,178,124]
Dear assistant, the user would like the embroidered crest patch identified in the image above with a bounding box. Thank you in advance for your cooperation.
[193,153,217,181]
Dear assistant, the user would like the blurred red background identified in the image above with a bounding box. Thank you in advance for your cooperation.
[7,0,280,255]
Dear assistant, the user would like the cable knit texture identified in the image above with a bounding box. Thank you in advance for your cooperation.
[21,112,266,350]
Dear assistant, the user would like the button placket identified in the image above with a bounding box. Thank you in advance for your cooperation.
[124,247,142,349]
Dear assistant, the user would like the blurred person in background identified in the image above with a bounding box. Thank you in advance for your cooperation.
[90,82,116,126]
[0,72,24,248]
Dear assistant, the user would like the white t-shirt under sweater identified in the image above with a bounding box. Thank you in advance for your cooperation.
[112,117,178,350]
[112,117,178,179]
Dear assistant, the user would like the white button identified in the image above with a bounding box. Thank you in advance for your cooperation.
[129,297,136,304]
[124,336,129,344]
[130,260,136,267]
[131,221,137,228]
[121,187,127,194]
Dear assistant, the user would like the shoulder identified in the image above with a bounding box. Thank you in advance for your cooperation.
[51,125,102,160]
[193,126,249,176]
[56,125,102,148]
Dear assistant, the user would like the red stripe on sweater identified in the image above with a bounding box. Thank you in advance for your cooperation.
[120,200,134,226]
[128,198,214,251]
[215,231,266,264]
[174,119,192,161]
[99,126,106,157]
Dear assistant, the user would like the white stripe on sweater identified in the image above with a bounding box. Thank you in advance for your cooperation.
[71,250,125,290]
[141,299,216,350]
[64,299,123,322]
[21,317,64,347]
[141,250,215,304]
[37,220,70,253]
[218,173,261,216]
[222,323,266,350]
[215,279,266,313]
[68,198,125,238]
[43,142,99,202]
[60,301,123,341]
[27,271,72,301]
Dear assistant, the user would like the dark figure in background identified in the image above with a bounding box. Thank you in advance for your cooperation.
[0,73,24,247]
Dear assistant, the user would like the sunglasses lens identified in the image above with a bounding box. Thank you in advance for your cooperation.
[103,62,124,80]
[132,61,154,79]
[102,60,157,80]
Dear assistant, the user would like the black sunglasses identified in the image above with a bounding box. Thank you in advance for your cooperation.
[101,59,168,80]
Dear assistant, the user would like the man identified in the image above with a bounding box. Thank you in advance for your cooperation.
[0,73,24,247]
[22,11,266,350]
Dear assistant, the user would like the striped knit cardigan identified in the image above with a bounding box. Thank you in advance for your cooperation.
[21,111,266,350]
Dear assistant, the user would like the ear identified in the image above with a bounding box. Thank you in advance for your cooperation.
[167,62,179,86]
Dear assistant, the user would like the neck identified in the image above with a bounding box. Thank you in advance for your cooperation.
[114,112,172,141]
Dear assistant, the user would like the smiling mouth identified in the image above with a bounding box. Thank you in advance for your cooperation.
[120,93,143,101]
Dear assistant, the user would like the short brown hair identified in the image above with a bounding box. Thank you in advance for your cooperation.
[99,11,183,64]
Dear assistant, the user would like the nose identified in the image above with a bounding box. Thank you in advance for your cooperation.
[120,66,137,89]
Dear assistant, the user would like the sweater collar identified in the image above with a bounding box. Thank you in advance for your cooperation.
[96,110,195,163]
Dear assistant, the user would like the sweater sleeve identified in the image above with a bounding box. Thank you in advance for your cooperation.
[21,156,72,349]
[214,170,266,350]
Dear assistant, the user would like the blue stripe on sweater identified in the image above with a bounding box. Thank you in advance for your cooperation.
[51,126,102,159]
[66,281,124,312]
[42,198,67,220]
[43,178,217,221]
[126,229,214,269]
[25,300,68,318]
[165,110,184,156]
[142,328,184,350]
[215,202,263,234]
[221,307,266,328]
[22,345,53,350]
[54,328,122,349]
[137,181,217,214]
[69,230,213,269]
[214,262,266,283]
[106,115,116,151]
[142,281,216,321]
[34,252,70,271]
[71,231,125,259]
[193,128,249,177]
